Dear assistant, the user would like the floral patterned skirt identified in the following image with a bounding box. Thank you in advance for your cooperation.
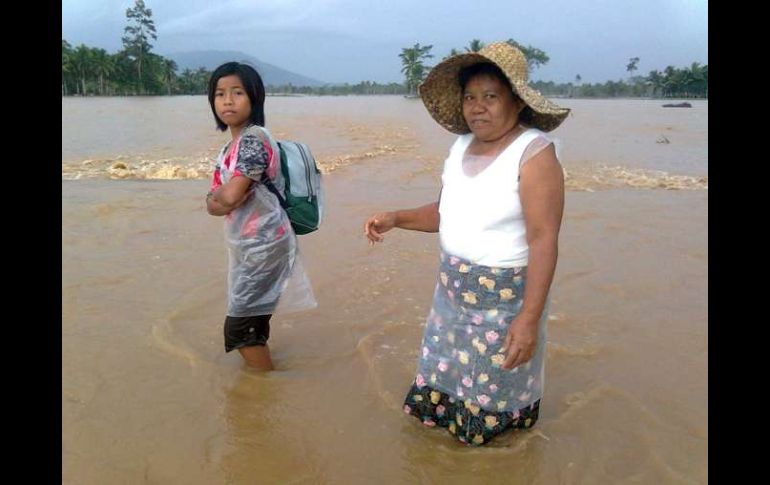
[403,384,540,446]
[403,250,548,445]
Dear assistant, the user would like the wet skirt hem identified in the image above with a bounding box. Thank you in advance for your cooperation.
[402,383,540,446]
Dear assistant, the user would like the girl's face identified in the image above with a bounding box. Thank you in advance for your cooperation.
[462,74,523,142]
[214,74,252,134]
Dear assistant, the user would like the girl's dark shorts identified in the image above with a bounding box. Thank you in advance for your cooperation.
[224,314,272,352]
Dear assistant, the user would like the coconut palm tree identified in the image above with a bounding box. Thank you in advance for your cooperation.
[399,43,433,95]
[626,57,640,80]
[688,62,706,97]
[505,39,549,72]
[62,40,73,96]
[465,39,485,53]
[646,70,664,97]
[662,65,678,97]
[71,44,93,95]
[122,0,157,94]
[91,48,114,95]
[443,48,462,60]
[161,58,178,95]
[571,74,582,97]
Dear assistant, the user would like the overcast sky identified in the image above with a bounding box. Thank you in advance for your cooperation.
[62,0,708,84]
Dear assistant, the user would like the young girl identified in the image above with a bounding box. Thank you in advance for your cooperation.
[205,62,315,370]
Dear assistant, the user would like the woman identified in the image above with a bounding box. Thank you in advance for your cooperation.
[363,42,569,445]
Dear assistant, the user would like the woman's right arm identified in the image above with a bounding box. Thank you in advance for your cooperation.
[363,200,440,244]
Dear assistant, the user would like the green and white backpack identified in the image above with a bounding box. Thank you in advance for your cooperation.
[264,140,324,235]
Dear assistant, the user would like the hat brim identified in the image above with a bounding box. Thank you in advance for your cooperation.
[419,52,570,134]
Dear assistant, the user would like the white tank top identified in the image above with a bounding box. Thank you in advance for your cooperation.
[438,128,548,267]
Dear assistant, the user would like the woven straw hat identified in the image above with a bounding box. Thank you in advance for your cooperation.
[419,41,570,134]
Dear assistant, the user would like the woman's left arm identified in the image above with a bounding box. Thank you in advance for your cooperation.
[501,143,564,370]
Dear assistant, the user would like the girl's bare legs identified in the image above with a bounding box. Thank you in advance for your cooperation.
[238,344,274,370]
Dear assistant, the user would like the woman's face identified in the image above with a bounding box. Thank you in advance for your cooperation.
[462,73,523,142]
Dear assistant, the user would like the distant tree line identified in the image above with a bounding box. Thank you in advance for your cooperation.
[62,38,410,97]
[62,4,707,99]
[62,1,198,96]
[63,38,202,96]
[62,2,407,96]
[397,39,552,96]
[264,81,409,96]
[400,41,707,99]
[535,62,708,99]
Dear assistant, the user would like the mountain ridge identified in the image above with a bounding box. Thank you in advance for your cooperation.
[164,50,326,87]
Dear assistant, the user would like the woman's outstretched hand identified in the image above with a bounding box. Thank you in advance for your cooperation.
[364,212,396,245]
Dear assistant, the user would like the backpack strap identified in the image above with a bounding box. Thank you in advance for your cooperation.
[249,127,289,210]
[262,172,288,209]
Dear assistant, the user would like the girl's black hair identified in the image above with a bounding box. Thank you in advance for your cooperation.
[207,62,266,131]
